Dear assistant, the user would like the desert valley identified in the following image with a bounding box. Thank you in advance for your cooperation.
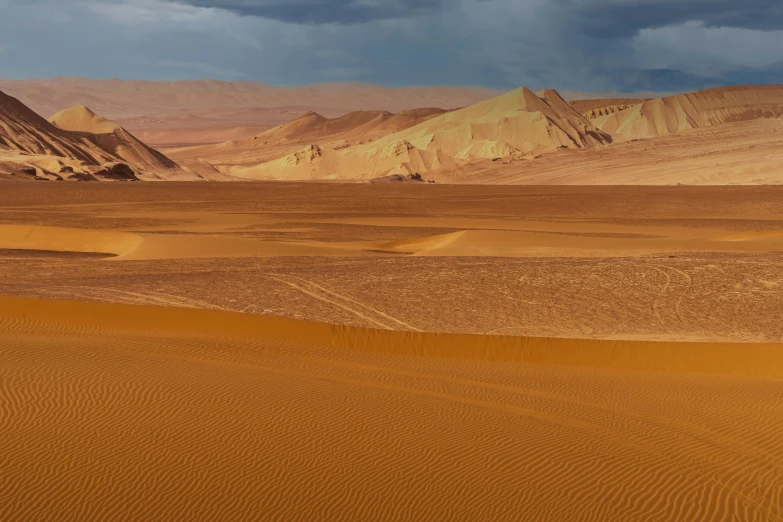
[1,76,783,521]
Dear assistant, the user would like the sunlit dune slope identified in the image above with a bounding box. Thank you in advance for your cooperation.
[0,90,189,180]
[569,97,650,117]
[0,224,142,256]
[175,85,783,183]
[8,214,783,263]
[593,84,783,139]
[0,77,499,151]
[0,89,117,177]
[443,117,783,184]
[170,108,448,172]
[254,108,449,143]
[223,87,611,180]
[1,295,781,521]
[580,102,640,119]
[49,106,190,179]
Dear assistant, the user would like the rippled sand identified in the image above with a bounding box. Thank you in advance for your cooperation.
[2,296,782,521]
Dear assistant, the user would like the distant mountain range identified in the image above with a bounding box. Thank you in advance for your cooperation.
[600,63,783,93]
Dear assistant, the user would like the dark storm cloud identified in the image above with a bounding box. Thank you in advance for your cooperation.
[170,0,783,31]
[2,0,783,91]
[169,0,449,24]
[557,0,783,38]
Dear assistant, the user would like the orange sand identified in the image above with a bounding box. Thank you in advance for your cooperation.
[1,295,781,521]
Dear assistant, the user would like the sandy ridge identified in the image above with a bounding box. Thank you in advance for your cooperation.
[0,90,189,180]
[1,295,781,378]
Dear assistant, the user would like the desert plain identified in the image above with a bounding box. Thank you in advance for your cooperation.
[1,80,783,521]
[2,181,783,521]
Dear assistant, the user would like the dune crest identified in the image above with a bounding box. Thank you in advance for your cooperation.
[0,224,143,256]
[0,90,190,180]
[6,83,783,184]
[569,97,650,116]
[223,87,612,180]
[593,84,783,139]
[0,90,109,165]
[49,106,186,178]
[254,108,450,144]
[581,103,637,119]
[49,105,122,134]
[171,107,448,177]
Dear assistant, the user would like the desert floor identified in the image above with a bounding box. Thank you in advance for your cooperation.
[2,182,783,341]
[1,182,782,520]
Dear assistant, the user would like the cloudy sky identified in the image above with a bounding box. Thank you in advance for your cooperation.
[1,0,783,91]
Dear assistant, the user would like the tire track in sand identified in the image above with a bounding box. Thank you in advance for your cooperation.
[654,264,693,326]
[632,264,673,334]
[63,286,227,311]
[269,275,393,330]
[287,276,420,331]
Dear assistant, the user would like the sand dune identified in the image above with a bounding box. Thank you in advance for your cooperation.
[0,90,190,180]
[580,103,639,119]
[0,223,362,260]
[1,295,781,521]
[6,198,783,265]
[0,77,500,155]
[569,97,651,112]
[222,87,611,180]
[4,76,783,522]
[0,78,663,152]
[362,222,783,256]
[0,224,142,256]
[593,84,783,139]
[0,89,116,176]
[4,82,783,185]
[442,117,783,184]
[170,84,783,183]
[6,81,783,184]
[202,84,783,183]
[49,106,186,178]
[248,108,449,143]
[170,108,447,175]
[371,230,467,254]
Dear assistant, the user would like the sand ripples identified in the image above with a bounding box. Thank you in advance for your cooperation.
[1,296,782,521]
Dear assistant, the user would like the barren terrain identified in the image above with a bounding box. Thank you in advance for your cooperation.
[1,182,783,520]
[3,27,783,522]
[0,78,501,148]
[2,295,781,521]
[4,82,783,184]
[2,183,783,341]
[159,84,783,183]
